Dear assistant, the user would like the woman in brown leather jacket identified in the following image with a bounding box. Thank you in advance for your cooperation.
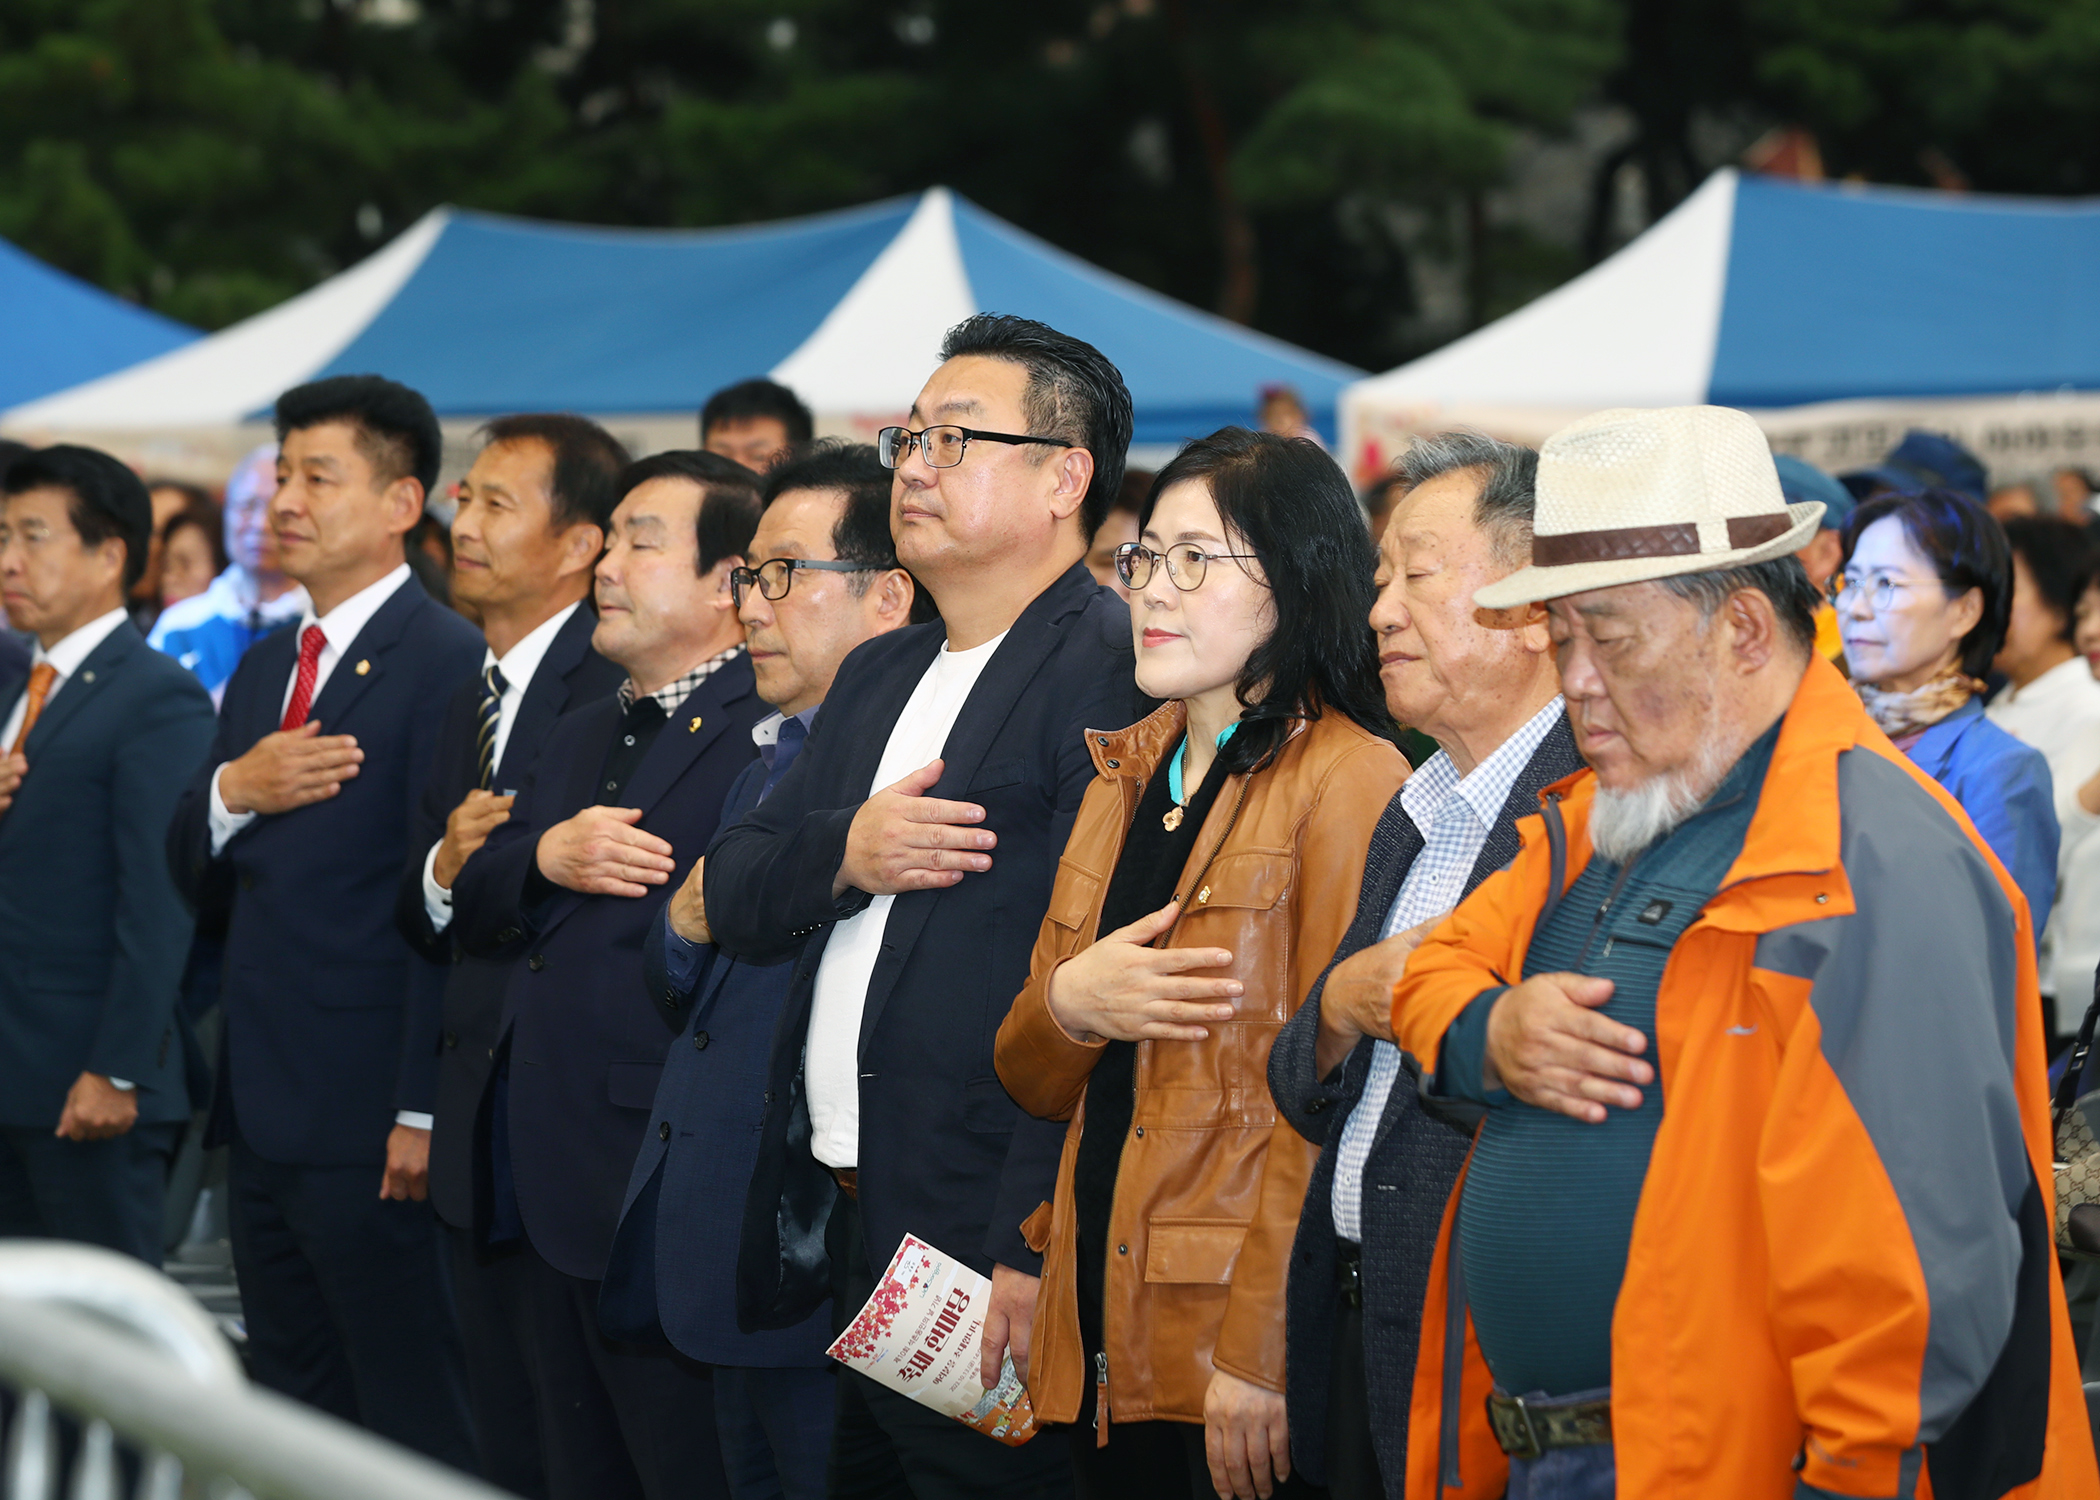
[995,428,1408,1500]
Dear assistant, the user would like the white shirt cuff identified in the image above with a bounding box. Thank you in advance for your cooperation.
[421,841,454,932]
[208,763,258,855]
[107,1078,135,1091]
[394,1111,434,1131]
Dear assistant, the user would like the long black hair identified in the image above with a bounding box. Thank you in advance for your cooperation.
[1141,427,1395,775]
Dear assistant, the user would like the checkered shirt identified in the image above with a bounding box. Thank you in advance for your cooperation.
[1329,696,1565,1242]
[616,644,746,717]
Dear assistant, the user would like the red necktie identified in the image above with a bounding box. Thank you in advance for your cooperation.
[280,625,327,731]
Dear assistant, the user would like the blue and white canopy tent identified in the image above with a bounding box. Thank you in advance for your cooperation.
[1343,168,2100,485]
[5,189,1357,478]
[0,236,196,410]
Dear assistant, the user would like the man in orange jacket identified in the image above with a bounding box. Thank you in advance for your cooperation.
[1388,405,2100,1500]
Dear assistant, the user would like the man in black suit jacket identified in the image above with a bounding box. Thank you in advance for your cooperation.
[0,447,214,1262]
[707,316,1152,1500]
[1265,435,1578,1499]
[451,451,766,1500]
[168,376,482,1469]
[394,415,630,1498]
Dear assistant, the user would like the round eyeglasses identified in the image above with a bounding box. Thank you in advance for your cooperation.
[730,557,877,607]
[876,424,1068,470]
[1829,572,1931,613]
[1114,541,1262,592]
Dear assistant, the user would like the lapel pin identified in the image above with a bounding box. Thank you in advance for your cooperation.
[688,715,703,733]
[355,659,370,676]
[80,670,94,683]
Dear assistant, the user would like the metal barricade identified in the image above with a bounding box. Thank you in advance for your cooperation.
[0,1242,507,1500]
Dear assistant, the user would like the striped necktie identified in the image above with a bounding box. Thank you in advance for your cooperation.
[476,664,509,790]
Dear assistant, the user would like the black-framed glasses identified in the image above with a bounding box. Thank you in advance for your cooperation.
[1115,541,1262,592]
[730,557,877,607]
[876,424,1069,470]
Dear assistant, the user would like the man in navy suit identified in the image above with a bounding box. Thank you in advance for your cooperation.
[600,443,927,1500]
[451,450,767,1500]
[395,414,631,1498]
[707,315,1153,1499]
[0,446,214,1263]
[168,375,482,1468]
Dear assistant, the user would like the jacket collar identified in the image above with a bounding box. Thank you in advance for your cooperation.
[1089,698,1190,783]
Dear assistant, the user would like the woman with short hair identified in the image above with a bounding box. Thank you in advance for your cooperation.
[1837,487,2058,950]
[996,427,1407,1500]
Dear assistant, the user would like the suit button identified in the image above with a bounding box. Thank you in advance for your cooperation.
[442,1031,458,1049]
[1307,1098,1326,1114]
[527,954,546,972]
[496,926,522,944]
[693,1031,710,1051]
[487,1047,495,1060]
[1117,1244,1128,1255]
[658,1121,671,1141]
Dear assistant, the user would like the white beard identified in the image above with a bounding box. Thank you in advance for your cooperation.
[1587,695,1734,865]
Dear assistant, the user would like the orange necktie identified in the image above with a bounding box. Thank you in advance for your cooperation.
[8,661,56,757]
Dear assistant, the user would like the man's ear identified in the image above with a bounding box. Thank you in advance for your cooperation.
[705,554,743,614]
[558,522,604,583]
[1724,588,1782,673]
[383,478,425,539]
[1046,448,1094,524]
[870,567,915,627]
[1478,599,1553,655]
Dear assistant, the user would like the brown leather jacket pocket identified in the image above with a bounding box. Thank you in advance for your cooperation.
[1143,1218,1248,1284]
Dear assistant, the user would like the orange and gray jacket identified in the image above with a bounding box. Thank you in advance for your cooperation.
[1390,657,2100,1500]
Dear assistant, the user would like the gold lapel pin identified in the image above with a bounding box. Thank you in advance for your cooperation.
[688,715,703,733]
[81,670,95,683]
[355,659,371,676]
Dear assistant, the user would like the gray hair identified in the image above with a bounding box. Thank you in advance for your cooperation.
[1659,556,1821,656]
[1391,431,1539,569]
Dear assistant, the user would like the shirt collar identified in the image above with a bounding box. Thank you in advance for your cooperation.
[618,643,745,714]
[2000,654,2093,706]
[1401,696,1566,835]
[302,563,412,655]
[33,607,129,679]
[486,599,583,692]
[752,702,821,749]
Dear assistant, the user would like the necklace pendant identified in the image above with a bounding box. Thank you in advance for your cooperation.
[1162,805,1185,832]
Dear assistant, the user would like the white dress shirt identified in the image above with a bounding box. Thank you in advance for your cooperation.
[419,600,585,930]
[207,564,413,855]
[805,631,1007,1170]
[1987,654,2100,1027]
[1329,696,1563,1241]
[0,606,129,749]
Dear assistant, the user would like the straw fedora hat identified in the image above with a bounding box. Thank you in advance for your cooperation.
[1473,405,1824,609]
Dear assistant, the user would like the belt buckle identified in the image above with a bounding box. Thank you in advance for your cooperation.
[1489,1393,1543,1462]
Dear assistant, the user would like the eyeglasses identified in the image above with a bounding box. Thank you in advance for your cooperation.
[876,425,1068,470]
[1114,541,1262,592]
[729,557,877,607]
[1829,572,1932,612]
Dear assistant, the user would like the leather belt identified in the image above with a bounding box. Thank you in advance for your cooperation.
[1335,1239,1363,1308]
[831,1168,858,1200]
[1485,1391,1612,1460]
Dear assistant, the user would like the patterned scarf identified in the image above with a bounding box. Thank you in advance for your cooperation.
[1855,664,1982,741]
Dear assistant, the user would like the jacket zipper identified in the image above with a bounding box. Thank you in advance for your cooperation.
[1094,1351,1110,1441]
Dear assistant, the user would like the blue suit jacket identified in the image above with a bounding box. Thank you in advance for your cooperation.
[706,563,1154,1329]
[394,603,626,1231]
[0,622,214,1127]
[599,757,833,1366]
[1904,697,2059,946]
[169,576,484,1165]
[453,653,765,1281]
[0,630,28,704]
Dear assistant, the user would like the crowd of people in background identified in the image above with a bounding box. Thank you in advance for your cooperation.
[1,317,2098,1500]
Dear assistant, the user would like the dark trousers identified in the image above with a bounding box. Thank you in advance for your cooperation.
[827,1190,1071,1500]
[1324,1248,1384,1500]
[0,1121,181,1266]
[227,1130,476,1471]
[448,1225,550,1498]
[516,1234,729,1500]
[715,1364,835,1500]
[1068,1419,1328,1500]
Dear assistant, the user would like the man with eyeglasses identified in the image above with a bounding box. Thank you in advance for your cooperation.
[446,450,767,1499]
[599,442,927,1500]
[706,315,1153,1499]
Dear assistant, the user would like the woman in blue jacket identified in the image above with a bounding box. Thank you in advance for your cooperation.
[1836,485,2059,939]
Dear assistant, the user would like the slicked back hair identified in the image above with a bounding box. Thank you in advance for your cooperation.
[3,444,154,591]
[274,374,442,499]
[701,378,814,448]
[762,441,939,624]
[614,450,763,576]
[939,313,1132,540]
[478,414,631,535]
[1391,431,1540,569]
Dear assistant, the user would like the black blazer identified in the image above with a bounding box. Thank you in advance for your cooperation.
[706,564,1153,1329]
[393,603,625,1231]
[0,629,28,704]
[452,653,765,1282]
[168,577,484,1166]
[598,756,834,1367]
[0,622,214,1126]
[1266,709,1582,1490]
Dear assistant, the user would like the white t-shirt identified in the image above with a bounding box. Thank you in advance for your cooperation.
[805,631,1008,1169]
